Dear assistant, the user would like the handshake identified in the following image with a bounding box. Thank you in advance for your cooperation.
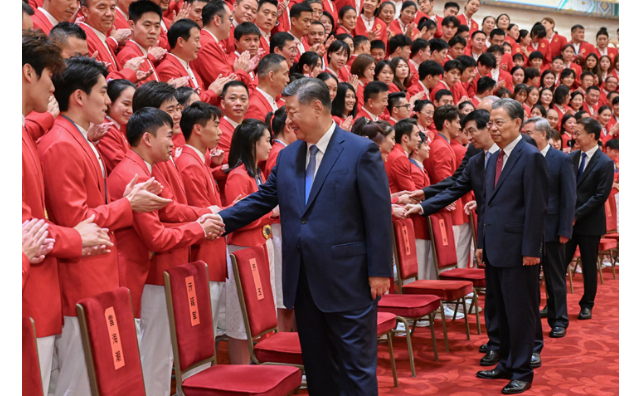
[391,190,476,219]
[197,213,226,240]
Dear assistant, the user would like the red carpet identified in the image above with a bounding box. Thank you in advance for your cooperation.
[213,267,619,395]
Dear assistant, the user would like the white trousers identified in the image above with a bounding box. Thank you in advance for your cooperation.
[453,223,473,269]
[36,335,55,395]
[54,317,90,396]
[416,238,436,280]
[271,224,285,309]
[615,193,619,231]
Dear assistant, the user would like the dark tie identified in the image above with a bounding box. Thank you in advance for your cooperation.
[494,150,504,187]
[577,152,587,181]
[305,145,319,204]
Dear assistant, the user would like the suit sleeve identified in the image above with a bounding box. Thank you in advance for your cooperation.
[558,155,577,239]
[356,142,393,278]
[224,171,273,231]
[132,211,204,252]
[421,161,473,216]
[522,151,549,258]
[428,145,455,184]
[22,253,30,290]
[574,160,614,221]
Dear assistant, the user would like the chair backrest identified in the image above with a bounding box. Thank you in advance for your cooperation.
[22,317,44,396]
[76,287,146,396]
[605,194,617,232]
[392,218,419,284]
[231,246,278,343]
[427,211,458,272]
[164,261,215,387]
[469,209,478,246]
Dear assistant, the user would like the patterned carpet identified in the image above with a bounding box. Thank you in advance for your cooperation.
[213,266,619,395]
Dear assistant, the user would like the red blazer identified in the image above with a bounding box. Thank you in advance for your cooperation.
[574,41,597,60]
[265,140,286,180]
[388,20,420,39]
[218,117,236,164]
[323,1,339,25]
[431,80,467,104]
[191,29,252,89]
[222,24,235,55]
[114,8,129,30]
[456,14,479,34]
[116,40,160,84]
[259,35,270,56]
[450,139,469,225]
[433,14,444,38]
[79,23,138,83]
[407,81,430,102]
[483,68,513,92]
[31,8,54,34]
[24,111,54,141]
[582,101,600,118]
[334,25,352,36]
[157,54,220,105]
[176,146,228,282]
[22,126,83,337]
[354,15,388,45]
[225,164,271,246]
[423,133,456,185]
[546,33,568,59]
[326,65,351,83]
[157,17,172,51]
[595,46,618,59]
[409,159,431,240]
[553,103,571,118]
[385,144,416,193]
[108,151,205,317]
[96,122,129,176]
[245,89,283,121]
[527,39,552,64]
[37,116,134,317]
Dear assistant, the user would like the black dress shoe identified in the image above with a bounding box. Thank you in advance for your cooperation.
[476,369,511,380]
[480,350,500,366]
[479,343,489,353]
[540,306,548,318]
[502,380,532,394]
[578,307,592,320]
[531,353,541,368]
[549,326,566,338]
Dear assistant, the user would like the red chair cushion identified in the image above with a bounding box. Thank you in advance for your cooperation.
[439,268,486,287]
[402,280,473,301]
[22,317,43,396]
[599,238,617,250]
[605,233,619,241]
[232,247,278,337]
[428,212,458,269]
[77,287,146,396]
[165,261,215,372]
[392,218,419,280]
[377,312,397,335]
[182,364,301,396]
[378,294,441,318]
[605,195,617,233]
[254,332,304,365]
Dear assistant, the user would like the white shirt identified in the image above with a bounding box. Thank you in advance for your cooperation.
[294,36,306,56]
[356,0,362,16]
[572,41,581,54]
[305,121,337,180]
[419,81,430,96]
[224,116,239,129]
[143,159,153,174]
[361,107,379,121]
[161,19,168,33]
[169,53,199,88]
[541,143,551,157]
[38,7,59,27]
[82,23,118,66]
[202,28,220,44]
[578,145,599,171]
[256,87,279,112]
[77,124,105,175]
[185,144,206,163]
[490,68,500,82]
[361,14,374,31]
[105,115,121,132]
[500,134,522,170]
[259,28,271,45]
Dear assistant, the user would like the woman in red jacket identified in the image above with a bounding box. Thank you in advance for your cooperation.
[355,0,389,45]
[98,79,136,175]
[224,118,276,364]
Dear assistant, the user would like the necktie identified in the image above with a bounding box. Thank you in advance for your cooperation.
[484,151,490,169]
[494,150,504,187]
[305,145,319,204]
[577,152,587,181]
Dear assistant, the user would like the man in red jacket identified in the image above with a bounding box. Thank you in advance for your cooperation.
[245,53,289,120]
[385,118,422,193]
[218,81,249,162]
[31,0,79,34]
[570,24,597,66]
[37,56,171,396]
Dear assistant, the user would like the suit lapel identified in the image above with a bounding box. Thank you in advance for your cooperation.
[61,117,105,195]
[489,139,524,202]
[295,141,307,210]
[578,149,600,186]
[485,151,497,201]
[572,151,580,175]
[304,128,345,213]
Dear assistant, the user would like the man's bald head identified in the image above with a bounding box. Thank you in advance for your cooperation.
[477,95,499,111]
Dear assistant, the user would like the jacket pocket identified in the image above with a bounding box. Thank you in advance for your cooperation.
[331,242,367,259]
[504,223,524,233]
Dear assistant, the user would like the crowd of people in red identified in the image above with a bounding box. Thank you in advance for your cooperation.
[22,0,619,395]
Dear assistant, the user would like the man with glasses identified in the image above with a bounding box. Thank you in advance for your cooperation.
[475,98,548,394]
[387,92,412,126]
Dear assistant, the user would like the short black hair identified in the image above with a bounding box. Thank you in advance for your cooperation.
[524,67,540,83]
[512,53,525,62]
[444,1,459,10]
[221,80,249,98]
[290,2,313,19]
[605,138,619,150]
[461,109,490,130]
[455,24,469,36]
[418,17,437,32]
[107,79,136,104]
[419,60,444,80]
[175,86,198,106]
[528,51,544,61]
[227,118,270,178]
[560,68,576,80]
[363,81,388,104]
[53,56,107,112]
[394,118,417,144]
[49,21,87,45]
[388,34,412,55]
[552,85,571,106]
[531,24,546,39]
[129,0,163,23]
[477,53,496,69]
[471,30,486,40]
[441,15,460,28]
[586,85,600,95]
[443,60,463,73]
[571,24,585,33]
[429,38,449,53]
[433,104,460,131]
[234,22,261,41]
[448,35,467,48]
[181,101,222,141]
[370,39,386,51]
[476,76,496,96]
[387,91,406,116]
[257,53,286,78]
[126,107,173,147]
[456,54,476,69]
[487,44,504,56]
[202,0,228,26]
[353,35,369,50]
[132,81,177,111]
[258,0,278,12]
[270,32,295,53]
[577,116,602,140]
[490,28,505,39]
[411,38,429,57]
[435,89,453,103]
[327,40,351,62]
[167,19,200,49]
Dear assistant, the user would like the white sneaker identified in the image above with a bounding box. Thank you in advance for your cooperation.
[601,260,612,268]
[436,306,465,320]
[414,319,430,327]
[575,265,582,274]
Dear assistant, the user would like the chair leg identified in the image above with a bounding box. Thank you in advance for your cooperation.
[397,317,417,376]
[472,288,481,335]
[597,254,605,285]
[428,313,439,362]
[452,300,460,323]
[609,250,617,279]
[410,320,417,337]
[440,302,450,353]
[387,331,398,387]
[568,260,574,294]
[461,297,470,340]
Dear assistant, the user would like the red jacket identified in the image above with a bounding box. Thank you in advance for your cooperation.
[156,53,220,105]
[96,121,130,176]
[323,1,339,25]
[456,14,479,34]
[430,80,467,104]
[573,41,597,61]
[407,81,430,102]
[79,22,138,83]
[582,101,601,118]
[191,28,252,89]
[114,7,129,30]
[224,164,271,247]
[527,38,553,64]
[385,144,415,194]
[388,19,420,39]
[218,117,237,164]
[547,33,568,59]
[176,146,229,282]
[245,89,283,121]
[450,139,469,225]
[423,133,456,185]
[22,126,83,337]
[30,8,54,34]
[108,151,205,317]
[409,155,430,240]
[354,15,388,45]
[116,40,160,84]
[265,140,286,180]
[222,24,235,55]
[24,111,54,141]
[37,116,134,317]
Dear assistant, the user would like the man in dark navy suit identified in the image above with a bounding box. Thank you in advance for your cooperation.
[475,99,548,394]
[564,117,614,320]
[217,78,393,395]
[522,117,576,343]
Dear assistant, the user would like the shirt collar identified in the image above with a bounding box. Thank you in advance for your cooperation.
[256,87,277,108]
[582,144,599,159]
[143,159,153,173]
[116,6,128,21]
[132,40,148,56]
[169,53,190,70]
[419,80,430,94]
[502,134,522,158]
[38,7,59,26]
[307,121,336,154]
[224,116,239,129]
[409,59,420,69]
[22,114,26,127]
[361,107,379,121]
[541,143,551,157]
[438,133,450,143]
[82,22,108,42]
[185,144,206,163]
[259,27,270,39]
[105,115,121,131]
[488,143,499,154]
[202,27,219,43]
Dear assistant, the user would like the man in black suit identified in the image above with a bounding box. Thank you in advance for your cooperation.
[522,117,576,342]
[565,117,614,320]
[476,99,548,394]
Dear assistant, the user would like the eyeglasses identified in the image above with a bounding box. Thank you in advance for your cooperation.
[394,104,412,109]
[486,118,512,128]
[421,111,434,116]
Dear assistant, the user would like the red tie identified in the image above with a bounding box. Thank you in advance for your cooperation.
[494,150,504,187]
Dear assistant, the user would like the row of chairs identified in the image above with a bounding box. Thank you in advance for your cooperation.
[21,210,503,395]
